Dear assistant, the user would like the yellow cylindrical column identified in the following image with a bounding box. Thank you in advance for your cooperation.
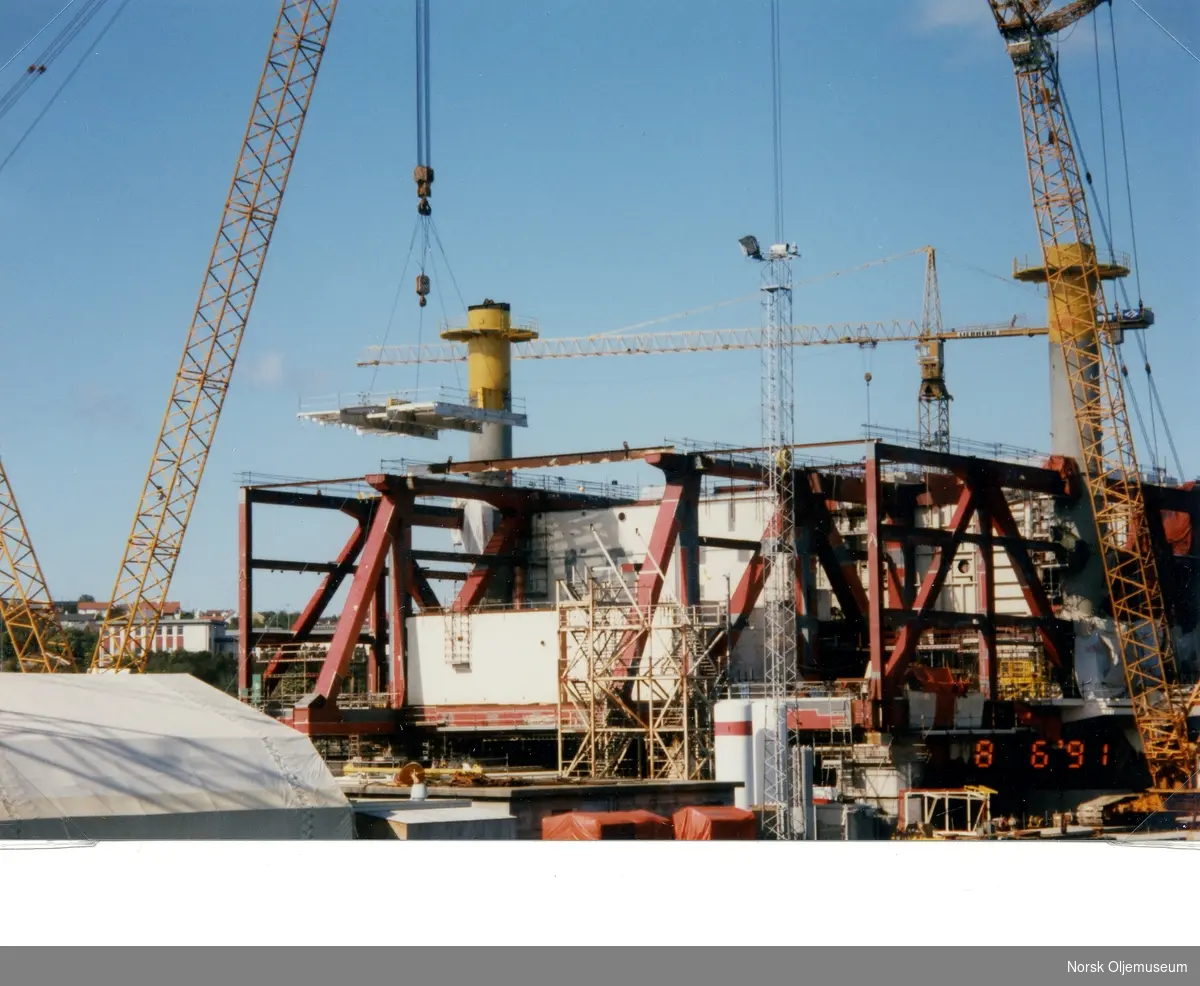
[440,299,538,464]
[1043,243,1100,346]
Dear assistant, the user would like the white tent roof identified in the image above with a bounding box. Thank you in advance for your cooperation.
[0,673,352,840]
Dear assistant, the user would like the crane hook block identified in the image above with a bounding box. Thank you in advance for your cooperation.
[416,273,430,297]
[414,165,434,215]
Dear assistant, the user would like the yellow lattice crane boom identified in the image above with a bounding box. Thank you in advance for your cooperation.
[987,0,1194,793]
[92,0,340,671]
[359,318,1049,365]
[0,458,75,672]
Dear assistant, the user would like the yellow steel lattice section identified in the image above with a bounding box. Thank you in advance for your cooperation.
[989,0,1194,790]
[92,0,339,671]
[0,459,75,672]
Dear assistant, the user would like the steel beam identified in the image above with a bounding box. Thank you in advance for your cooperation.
[412,445,676,475]
[451,514,525,612]
[698,535,763,552]
[242,486,462,528]
[261,522,368,683]
[882,485,977,696]
[865,453,886,700]
[304,496,401,706]
[876,524,1067,561]
[977,496,998,700]
[983,487,1069,668]
[798,471,869,630]
[871,442,1071,497]
[408,562,443,610]
[370,473,630,512]
[418,568,469,582]
[238,490,254,695]
[411,548,522,567]
[389,521,410,707]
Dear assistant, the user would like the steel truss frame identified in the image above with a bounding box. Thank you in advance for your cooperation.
[236,442,1198,745]
[556,576,724,780]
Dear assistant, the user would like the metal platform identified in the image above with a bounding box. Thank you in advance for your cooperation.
[298,389,528,440]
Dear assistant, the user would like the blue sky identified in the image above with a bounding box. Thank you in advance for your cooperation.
[0,0,1196,610]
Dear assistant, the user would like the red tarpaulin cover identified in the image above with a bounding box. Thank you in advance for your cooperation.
[1162,482,1195,556]
[541,810,674,841]
[672,805,758,841]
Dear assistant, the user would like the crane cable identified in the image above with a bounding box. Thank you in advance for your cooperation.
[0,0,132,180]
[1106,3,1184,482]
[1128,0,1200,64]
[0,0,111,123]
[592,248,935,340]
[0,0,78,77]
[1053,26,1184,483]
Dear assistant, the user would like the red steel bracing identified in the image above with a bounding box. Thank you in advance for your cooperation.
[800,472,870,628]
[261,520,368,683]
[882,484,977,697]
[614,473,702,685]
[368,573,386,693]
[450,513,525,612]
[976,495,998,699]
[723,508,776,656]
[866,454,887,699]
[311,495,401,704]
[981,486,1067,668]
[408,561,442,611]
[238,491,254,694]
[388,525,411,708]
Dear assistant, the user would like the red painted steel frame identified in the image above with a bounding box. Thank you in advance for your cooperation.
[310,495,401,704]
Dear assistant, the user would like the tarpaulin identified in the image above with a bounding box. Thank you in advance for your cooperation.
[1162,482,1195,556]
[672,805,757,841]
[0,672,354,840]
[541,809,673,841]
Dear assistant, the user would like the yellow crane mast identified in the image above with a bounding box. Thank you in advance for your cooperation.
[987,0,1194,794]
[0,458,75,672]
[92,0,340,671]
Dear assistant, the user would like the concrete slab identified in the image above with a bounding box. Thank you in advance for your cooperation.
[353,802,516,840]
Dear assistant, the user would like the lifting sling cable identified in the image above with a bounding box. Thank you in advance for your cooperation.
[1108,4,1184,480]
[0,0,109,122]
[0,0,133,180]
[1055,39,1182,482]
[0,0,78,76]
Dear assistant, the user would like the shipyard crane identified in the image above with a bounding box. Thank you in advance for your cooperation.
[0,459,76,672]
[917,247,951,452]
[987,0,1194,795]
[92,1,340,671]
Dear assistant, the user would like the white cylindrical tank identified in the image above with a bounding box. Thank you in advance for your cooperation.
[714,699,754,809]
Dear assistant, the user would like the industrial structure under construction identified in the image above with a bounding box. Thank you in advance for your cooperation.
[0,0,1195,840]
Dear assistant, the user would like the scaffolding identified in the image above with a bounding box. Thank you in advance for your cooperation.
[556,575,725,780]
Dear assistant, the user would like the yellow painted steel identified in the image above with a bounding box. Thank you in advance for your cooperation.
[0,458,76,672]
[92,0,340,672]
[441,301,538,410]
[989,0,1195,794]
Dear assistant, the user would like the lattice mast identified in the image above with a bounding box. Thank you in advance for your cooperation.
[758,0,799,841]
[0,458,76,672]
[93,1,340,671]
[987,0,1194,792]
[917,247,952,452]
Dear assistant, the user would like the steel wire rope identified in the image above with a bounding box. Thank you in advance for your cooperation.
[1128,0,1200,64]
[0,0,78,77]
[0,0,132,179]
[1053,51,1164,476]
[367,221,421,393]
[0,0,110,123]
